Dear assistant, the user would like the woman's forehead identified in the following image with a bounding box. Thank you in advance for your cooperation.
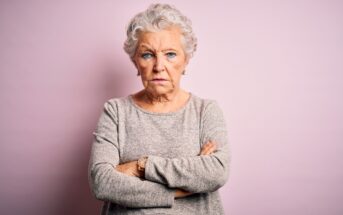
[137,27,184,51]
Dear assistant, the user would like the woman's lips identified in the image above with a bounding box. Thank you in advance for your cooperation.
[151,79,167,84]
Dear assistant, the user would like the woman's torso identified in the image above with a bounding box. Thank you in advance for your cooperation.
[102,93,225,215]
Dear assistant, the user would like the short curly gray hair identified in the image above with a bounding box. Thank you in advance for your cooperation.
[123,3,197,62]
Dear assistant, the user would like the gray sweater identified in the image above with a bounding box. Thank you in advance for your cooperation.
[88,92,231,215]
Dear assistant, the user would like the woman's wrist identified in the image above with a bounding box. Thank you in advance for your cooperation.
[137,156,148,177]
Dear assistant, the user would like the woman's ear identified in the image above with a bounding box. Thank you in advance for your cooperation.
[184,55,190,66]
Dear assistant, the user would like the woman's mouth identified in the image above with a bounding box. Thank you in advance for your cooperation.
[151,79,167,84]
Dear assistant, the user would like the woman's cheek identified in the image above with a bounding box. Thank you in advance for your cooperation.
[140,63,153,73]
[137,58,149,68]
[142,80,149,88]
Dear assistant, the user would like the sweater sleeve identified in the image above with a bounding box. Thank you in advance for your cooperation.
[88,101,175,208]
[144,100,231,193]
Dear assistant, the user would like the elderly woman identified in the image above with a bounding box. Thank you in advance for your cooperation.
[88,3,231,215]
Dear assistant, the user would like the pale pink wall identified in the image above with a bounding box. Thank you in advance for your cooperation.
[1,0,342,214]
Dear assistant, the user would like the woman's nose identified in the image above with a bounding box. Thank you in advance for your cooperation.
[153,55,165,72]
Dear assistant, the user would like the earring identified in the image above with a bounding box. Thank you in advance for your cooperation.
[137,71,140,76]
[182,70,186,75]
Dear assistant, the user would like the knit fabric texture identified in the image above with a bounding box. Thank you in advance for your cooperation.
[88,92,231,215]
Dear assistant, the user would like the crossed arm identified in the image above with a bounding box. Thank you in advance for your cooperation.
[88,100,230,208]
[115,140,218,198]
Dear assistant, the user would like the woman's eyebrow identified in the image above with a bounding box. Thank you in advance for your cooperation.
[138,44,153,51]
[162,48,177,52]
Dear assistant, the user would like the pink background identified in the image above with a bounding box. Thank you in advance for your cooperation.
[1,0,342,214]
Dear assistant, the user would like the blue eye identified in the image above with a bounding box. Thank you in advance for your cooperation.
[141,53,153,59]
[166,52,176,59]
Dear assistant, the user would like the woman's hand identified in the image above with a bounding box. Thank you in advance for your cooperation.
[199,140,217,155]
[175,188,193,198]
[116,160,143,178]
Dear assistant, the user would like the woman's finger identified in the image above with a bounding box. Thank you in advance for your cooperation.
[207,142,217,154]
[199,141,212,155]
[200,141,218,155]
[201,141,218,155]
[115,161,139,177]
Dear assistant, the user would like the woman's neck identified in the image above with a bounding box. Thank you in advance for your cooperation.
[133,89,189,112]
[143,89,181,105]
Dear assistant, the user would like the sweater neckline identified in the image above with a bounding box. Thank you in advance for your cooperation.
[128,92,193,116]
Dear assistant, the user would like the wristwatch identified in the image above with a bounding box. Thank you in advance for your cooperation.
[137,156,148,172]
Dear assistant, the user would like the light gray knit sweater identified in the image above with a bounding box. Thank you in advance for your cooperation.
[88,92,231,215]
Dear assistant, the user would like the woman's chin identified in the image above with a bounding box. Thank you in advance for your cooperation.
[146,87,173,96]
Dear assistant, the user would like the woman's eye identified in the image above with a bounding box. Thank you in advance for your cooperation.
[166,52,176,59]
[141,53,153,59]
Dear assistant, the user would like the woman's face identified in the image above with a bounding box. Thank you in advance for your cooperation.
[133,26,189,97]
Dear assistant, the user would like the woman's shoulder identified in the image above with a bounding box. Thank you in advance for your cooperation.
[98,95,131,115]
[105,95,130,105]
[190,93,220,111]
[190,94,227,127]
